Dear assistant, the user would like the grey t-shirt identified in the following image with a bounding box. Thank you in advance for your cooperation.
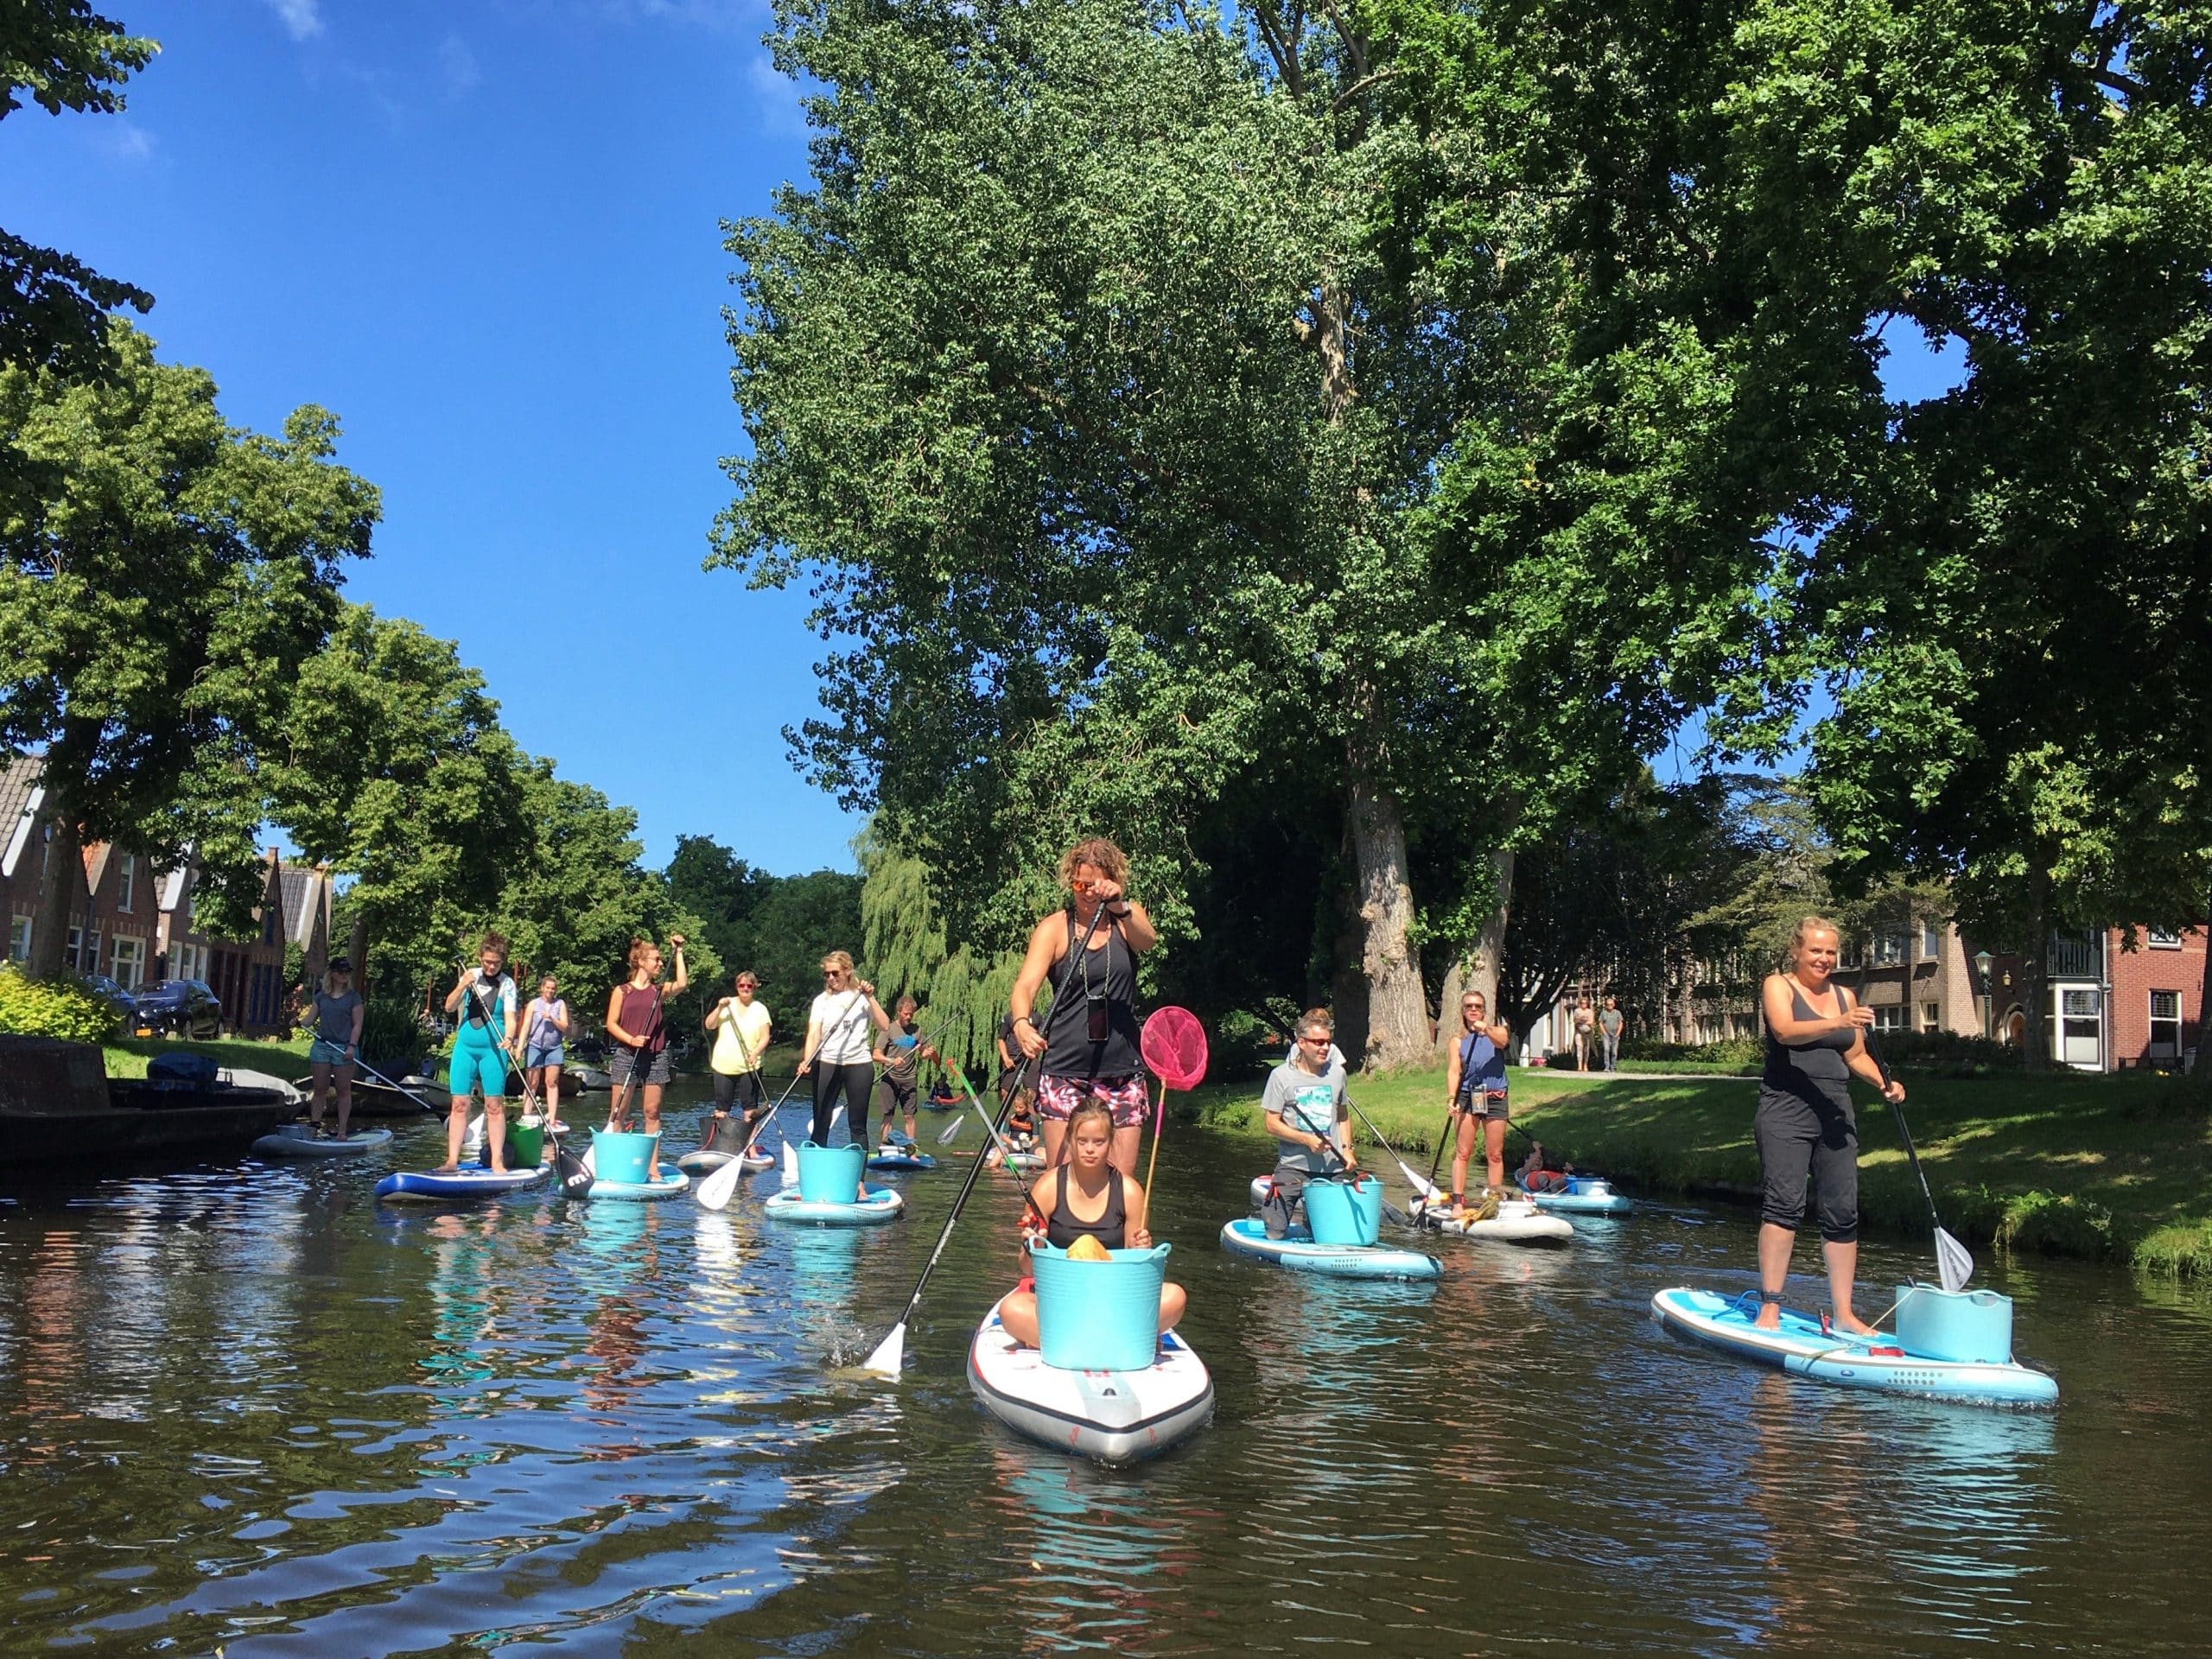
[1263,1058,1347,1173]
[1600,1008,1624,1037]
[313,989,361,1045]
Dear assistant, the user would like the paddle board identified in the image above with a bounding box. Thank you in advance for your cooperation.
[586,1171,690,1201]
[1217,1217,1440,1280]
[762,1185,905,1225]
[253,1125,394,1158]
[1525,1175,1633,1215]
[676,1147,772,1176]
[374,1166,547,1202]
[868,1148,937,1172]
[968,1295,1213,1464]
[1411,1194,1574,1244]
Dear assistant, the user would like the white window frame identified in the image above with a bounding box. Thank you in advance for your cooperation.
[111,935,145,991]
[1873,932,1908,967]
[115,853,135,913]
[7,916,28,961]
[2147,928,2182,949]
[2149,990,2182,1058]
[1921,1001,1940,1033]
[1920,921,1942,961]
[1871,1005,1908,1031]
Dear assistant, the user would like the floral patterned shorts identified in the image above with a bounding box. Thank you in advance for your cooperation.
[1037,1073,1149,1128]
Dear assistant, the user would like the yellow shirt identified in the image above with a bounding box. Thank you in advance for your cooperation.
[711,999,772,1074]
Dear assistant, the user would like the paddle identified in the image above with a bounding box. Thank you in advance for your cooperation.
[484,1020,593,1198]
[353,1058,446,1118]
[1336,1093,1430,1226]
[698,995,877,1211]
[861,900,1109,1378]
[938,1059,1051,1197]
[1866,1030,1974,1294]
[1135,1007,1207,1238]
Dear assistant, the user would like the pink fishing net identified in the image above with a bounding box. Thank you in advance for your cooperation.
[1140,1007,1209,1091]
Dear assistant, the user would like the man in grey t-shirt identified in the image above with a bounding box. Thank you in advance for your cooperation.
[1600,996,1625,1072]
[1258,1013,1358,1237]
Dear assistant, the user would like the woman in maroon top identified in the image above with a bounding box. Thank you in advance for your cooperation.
[605,934,688,1176]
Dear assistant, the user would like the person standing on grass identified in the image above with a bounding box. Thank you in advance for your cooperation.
[1752,916,1905,1334]
[1573,993,1596,1071]
[703,969,772,1152]
[304,957,364,1141]
[440,934,519,1174]
[520,974,570,1130]
[1441,988,1512,1215]
[1600,995,1624,1073]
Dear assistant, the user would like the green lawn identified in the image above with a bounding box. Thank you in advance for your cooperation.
[1184,1062,2212,1276]
[104,1033,313,1080]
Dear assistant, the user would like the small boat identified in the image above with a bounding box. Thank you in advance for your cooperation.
[291,1073,445,1118]
[675,1147,772,1176]
[1525,1175,1633,1216]
[373,1165,548,1202]
[1,1038,296,1166]
[1410,1193,1574,1245]
[867,1147,937,1172]
[586,1170,690,1201]
[967,1295,1214,1464]
[762,1184,905,1225]
[1218,1217,1440,1280]
[252,1124,395,1159]
[563,1066,612,1093]
[1651,1287,2059,1408]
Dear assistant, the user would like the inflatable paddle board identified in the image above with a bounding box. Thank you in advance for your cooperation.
[867,1148,937,1172]
[374,1165,546,1202]
[1525,1175,1632,1215]
[1411,1193,1574,1244]
[762,1185,905,1225]
[968,1295,1213,1464]
[254,1125,394,1158]
[1218,1217,1440,1280]
[676,1147,772,1176]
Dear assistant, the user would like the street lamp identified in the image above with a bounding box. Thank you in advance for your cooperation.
[1973,950,1994,1039]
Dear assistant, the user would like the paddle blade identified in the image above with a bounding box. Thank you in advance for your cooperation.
[1397,1158,1440,1201]
[1140,1007,1209,1091]
[782,1141,800,1185]
[697,1152,746,1211]
[582,1143,596,1176]
[557,1145,594,1198]
[1936,1227,1975,1294]
[462,1112,485,1153]
[861,1320,906,1378]
[935,1111,967,1146]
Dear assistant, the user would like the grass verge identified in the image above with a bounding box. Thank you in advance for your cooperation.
[1181,1063,2212,1276]
[104,1033,314,1080]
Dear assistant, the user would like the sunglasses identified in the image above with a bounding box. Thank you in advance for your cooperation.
[1299,1034,1331,1046]
[736,982,758,990]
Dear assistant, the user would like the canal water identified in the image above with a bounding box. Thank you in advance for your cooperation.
[1,1079,2206,1656]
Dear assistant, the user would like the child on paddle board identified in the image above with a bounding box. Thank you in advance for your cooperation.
[1008,836,1155,1175]
[704,969,771,1153]
[997,1097,1185,1349]
[872,995,935,1152]
[1259,1009,1359,1237]
[606,935,688,1178]
[1516,1140,1573,1194]
[304,957,364,1141]
[1440,989,1512,1218]
[440,934,520,1175]
[1754,916,1904,1335]
[521,974,570,1132]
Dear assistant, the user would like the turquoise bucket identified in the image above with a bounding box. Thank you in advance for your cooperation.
[1895,1283,2013,1364]
[796,1141,866,1204]
[1032,1242,1168,1371]
[593,1130,658,1186]
[1303,1174,1382,1246]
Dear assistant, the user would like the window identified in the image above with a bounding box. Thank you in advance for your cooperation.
[1840,938,1863,969]
[1871,1005,1908,1031]
[66,925,80,967]
[7,916,27,961]
[2148,928,2182,949]
[1874,932,1909,967]
[1920,921,1942,961]
[115,853,134,912]
[2150,990,2182,1058]
[111,937,144,990]
[1922,1001,1941,1033]
[83,930,99,974]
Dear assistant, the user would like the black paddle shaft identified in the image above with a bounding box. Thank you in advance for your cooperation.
[1864,1030,1948,1234]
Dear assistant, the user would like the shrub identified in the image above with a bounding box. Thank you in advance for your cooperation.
[0,966,124,1046]
[359,999,428,1070]
[1864,1029,2023,1077]
[1621,1036,1763,1069]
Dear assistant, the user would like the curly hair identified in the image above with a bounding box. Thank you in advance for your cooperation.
[1058,837,1128,887]
[476,931,509,962]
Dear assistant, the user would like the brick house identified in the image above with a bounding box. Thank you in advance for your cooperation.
[152,851,297,1037]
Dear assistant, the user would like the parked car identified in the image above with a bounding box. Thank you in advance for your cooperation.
[130,978,224,1039]
[80,972,137,1018]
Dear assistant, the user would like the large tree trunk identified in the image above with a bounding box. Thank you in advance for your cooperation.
[27,814,81,982]
[1344,721,1429,1071]
[1431,846,1516,1063]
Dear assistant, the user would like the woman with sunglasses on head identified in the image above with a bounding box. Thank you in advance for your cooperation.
[1442,988,1512,1217]
[1008,836,1156,1175]
[798,951,891,1147]
[703,969,771,1153]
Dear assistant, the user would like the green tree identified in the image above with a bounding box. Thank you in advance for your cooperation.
[1,2,157,374]
[0,323,378,976]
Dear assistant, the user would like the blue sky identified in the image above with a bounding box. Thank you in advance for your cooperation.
[1,0,863,875]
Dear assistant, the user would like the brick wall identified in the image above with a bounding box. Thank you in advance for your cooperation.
[2107,927,2206,1068]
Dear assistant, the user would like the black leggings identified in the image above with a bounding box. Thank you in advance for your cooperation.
[812,1060,873,1147]
[713,1071,764,1116]
[1754,1085,1859,1243]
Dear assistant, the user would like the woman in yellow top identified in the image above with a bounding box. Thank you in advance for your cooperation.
[703,969,772,1154]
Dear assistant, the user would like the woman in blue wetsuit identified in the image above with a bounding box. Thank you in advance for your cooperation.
[438,932,520,1174]
[1754,916,1906,1334]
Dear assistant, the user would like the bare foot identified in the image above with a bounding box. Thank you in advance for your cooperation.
[1753,1300,1783,1331]
[489,1164,508,1176]
[431,1162,459,1174]
[1831,1313,1880,1337]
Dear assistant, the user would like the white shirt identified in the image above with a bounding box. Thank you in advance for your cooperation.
[810,989,874,1065]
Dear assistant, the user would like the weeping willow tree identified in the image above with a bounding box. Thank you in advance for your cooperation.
[858,829,1027,1078]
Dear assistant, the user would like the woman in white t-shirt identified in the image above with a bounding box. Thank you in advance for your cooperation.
[703,969,772,1152]
[800,950,890,1147]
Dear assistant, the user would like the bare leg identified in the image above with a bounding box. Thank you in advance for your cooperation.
[485,1098,508,1174]
[1112,1123,1141,1179]
[1449,1112,1477,1202]
[1824,1237,1876,1333]
[440,1097,468,1172]
[309,1062,331,1131]
[1484,1116,1508,1192]
[1041,1116,1067,1169]
[335,1069,353,1140]
[1756,1221,1796,1330]
[543,1069,562,1128]
[642,1082,664,1177]
[1001,1290,1041,1348]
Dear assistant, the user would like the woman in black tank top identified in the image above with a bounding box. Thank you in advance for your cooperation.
[996,1099,1187,1351]
[1751,916,1908,1336]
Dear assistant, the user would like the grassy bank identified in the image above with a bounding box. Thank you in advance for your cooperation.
[104,1033,313,1080]
[1183,1063,2212,1277]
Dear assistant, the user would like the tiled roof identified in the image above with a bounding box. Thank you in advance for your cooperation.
[276,864,328,948]
[0,754,45,880]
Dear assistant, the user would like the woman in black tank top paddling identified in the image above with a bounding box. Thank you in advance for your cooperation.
[1754,915,1908,1334]
[997,1098,1187,1350]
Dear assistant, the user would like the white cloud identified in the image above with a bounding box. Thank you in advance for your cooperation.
[265,0,324,42]
[440,34,481,98]
[94,119,157,162]
[746,50,809,140]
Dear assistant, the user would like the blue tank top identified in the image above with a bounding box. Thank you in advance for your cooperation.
[1459,1030,1506,1097]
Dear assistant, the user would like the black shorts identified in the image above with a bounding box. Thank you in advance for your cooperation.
[1754,1085,1859,1243]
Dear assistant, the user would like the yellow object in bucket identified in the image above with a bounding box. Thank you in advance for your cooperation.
[1065,1235,1112,1262]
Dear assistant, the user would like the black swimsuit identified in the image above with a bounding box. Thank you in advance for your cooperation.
[1044,1165,1127,1250]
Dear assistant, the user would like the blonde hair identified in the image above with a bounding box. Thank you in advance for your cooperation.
[1058,837,1128,887]
[1065,1096,1115,1138]
[627,937,660,971]
[821,949,855,976]
[1783,916,1840,972]
[1300,1007,1333,1035]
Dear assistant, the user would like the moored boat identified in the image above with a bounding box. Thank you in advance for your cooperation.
[762,1184,904,1225]
[1651,1286,2059,1408]
[967,1294,1214,1464]
[1525,1175,1632,1216]
[1218,1217,1440,1280]
[1,1036,296,1166]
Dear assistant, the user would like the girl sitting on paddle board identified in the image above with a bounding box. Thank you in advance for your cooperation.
[703,969,771,1152]
[1008,836,1155,1175]
[1515,1141,1573,1195]
[1754,916,1905,1335]
[798,951,891,1150]
[439,934,520,1175]
[1441,989,1513,1217]
[997,1098,1185,1349]
[1259,1009,1359,1237]
[303,957,364,1141]
[606,935,689,1178]
[520,974,570,1132]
